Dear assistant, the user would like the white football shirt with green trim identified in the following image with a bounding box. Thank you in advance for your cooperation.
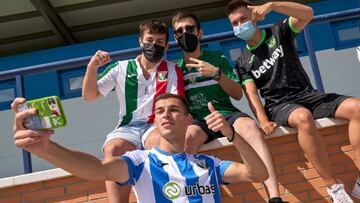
[97,57,184,127]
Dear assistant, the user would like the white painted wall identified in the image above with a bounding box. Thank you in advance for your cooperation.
[0,47,359,178]
[0,93,118,178]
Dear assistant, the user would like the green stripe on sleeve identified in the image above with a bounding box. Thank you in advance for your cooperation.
[120,60,138,126]
[241,78,254,86]
[288,17,301,33]
[97,61,118,80]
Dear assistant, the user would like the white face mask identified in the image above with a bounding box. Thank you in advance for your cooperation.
[233,20,256,41]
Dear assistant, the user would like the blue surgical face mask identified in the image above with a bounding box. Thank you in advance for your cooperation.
[233,20,255,41]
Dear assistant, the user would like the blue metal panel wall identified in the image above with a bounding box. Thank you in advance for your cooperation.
[23,72,61,99]
[0,34,139,71]
[0,0,358,108]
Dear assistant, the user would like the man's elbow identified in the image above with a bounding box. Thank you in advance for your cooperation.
[83,96,92,102]
[305,7,314,22]
[232,94,242,101]
[231,89,243,100]
[82,93,91,101]
[82,92,97,102]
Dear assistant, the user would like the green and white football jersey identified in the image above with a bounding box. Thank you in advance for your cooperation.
[177,50,240,119]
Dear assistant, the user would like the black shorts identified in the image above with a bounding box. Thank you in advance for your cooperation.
[267,90,350,127]
[193,111,251,143]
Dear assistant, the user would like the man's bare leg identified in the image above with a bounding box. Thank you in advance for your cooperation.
[334,98,360,171]
[288,108,337,187]
[233,117,281,199]
[103,138,136,203]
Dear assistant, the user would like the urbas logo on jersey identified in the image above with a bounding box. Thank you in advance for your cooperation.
[251,45,284,79]
[163,182,181,200]
[185,182,216,196]
[157,71,168,82]
[163,181,216,200]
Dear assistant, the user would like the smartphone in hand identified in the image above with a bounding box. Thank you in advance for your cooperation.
[17,96,67,130]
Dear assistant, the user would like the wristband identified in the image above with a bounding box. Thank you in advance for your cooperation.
[226,125,235,142]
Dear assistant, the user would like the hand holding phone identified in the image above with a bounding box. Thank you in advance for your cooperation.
[17,96,67,130]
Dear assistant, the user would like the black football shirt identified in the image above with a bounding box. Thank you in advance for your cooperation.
[235,18,313,109]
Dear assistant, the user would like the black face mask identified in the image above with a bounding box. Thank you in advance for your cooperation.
[176,32,198,53]
[142,43,165,63]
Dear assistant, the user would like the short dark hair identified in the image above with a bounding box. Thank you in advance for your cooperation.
[171,10,201,31]
[155,93,190,114]
[226,0,251,16]
[139,19,169,43]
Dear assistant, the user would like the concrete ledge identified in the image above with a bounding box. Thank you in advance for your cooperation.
[0,168,71,189]
[198,118,348,152]
[0,118,349,190]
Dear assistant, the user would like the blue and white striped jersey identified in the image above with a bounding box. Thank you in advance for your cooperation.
[119,147,232,203]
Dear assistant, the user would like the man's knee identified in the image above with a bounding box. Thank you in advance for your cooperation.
[290,108,315,129]
[143,130,160,150]
[104,139,135,158]
[233,117,260,138]
[335,98,360,120]
[186,125,205,140]
[347,100,360,120]
[185,125,207,154]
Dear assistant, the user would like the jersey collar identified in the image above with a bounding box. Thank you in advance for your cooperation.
[136,55,164,73]
[246,29,266,51]
[155,146,186,157]
[179,49,204,72]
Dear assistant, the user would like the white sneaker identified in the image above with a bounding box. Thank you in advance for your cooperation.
[327,182,354,203]
[351,177,360,199]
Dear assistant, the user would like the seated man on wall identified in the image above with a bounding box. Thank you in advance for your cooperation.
[145,11,285,203]
[11,93,268,203]
[226,0,360,202]
[82,19,184,202]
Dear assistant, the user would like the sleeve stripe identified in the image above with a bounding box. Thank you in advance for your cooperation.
[97,61,118,80]
[116,155,135,186]
[241,78,254,86]
[288,17,301,33]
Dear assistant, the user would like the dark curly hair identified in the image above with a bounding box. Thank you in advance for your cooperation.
[139,19,169,43]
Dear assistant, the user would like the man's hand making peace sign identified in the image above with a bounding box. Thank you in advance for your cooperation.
[185,57,219,78]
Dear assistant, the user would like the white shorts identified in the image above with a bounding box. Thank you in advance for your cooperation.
[102,121,155,151]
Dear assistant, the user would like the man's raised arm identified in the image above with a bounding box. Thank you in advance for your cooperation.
[11,98,128,182]
[205,102,269,183]
[82,50,111,101]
